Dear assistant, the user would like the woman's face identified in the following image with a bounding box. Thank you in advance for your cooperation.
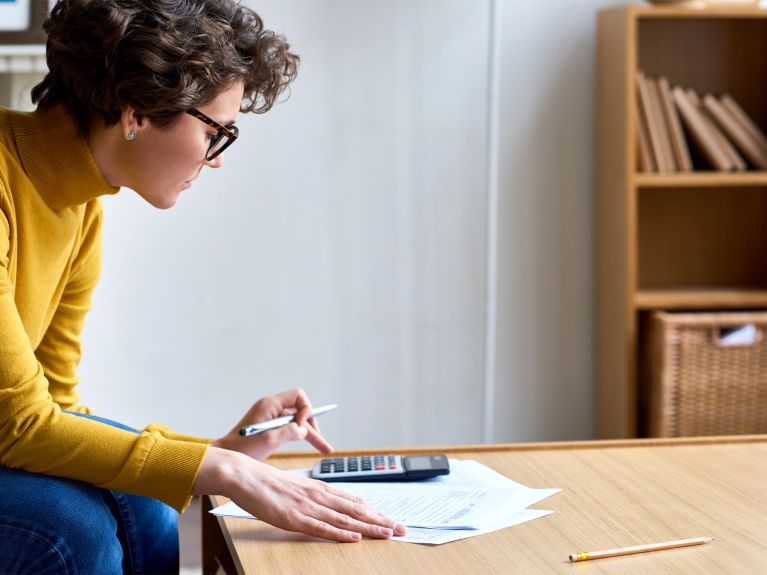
[126,81,245,209]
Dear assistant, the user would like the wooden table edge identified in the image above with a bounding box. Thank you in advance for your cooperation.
[264,434,767,459]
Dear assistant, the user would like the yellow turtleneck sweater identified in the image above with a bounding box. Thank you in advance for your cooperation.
[0,106,209,512]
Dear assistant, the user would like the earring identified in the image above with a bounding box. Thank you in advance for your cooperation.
[127,130,136,141]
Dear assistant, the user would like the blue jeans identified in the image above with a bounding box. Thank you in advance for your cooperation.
[0,412,179,574]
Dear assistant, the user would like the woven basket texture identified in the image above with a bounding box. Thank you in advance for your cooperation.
[646,311,767,437]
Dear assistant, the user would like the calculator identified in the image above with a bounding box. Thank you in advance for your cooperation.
[310,453,450,482]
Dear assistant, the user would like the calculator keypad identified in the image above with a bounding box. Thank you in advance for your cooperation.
[312,454,405,481]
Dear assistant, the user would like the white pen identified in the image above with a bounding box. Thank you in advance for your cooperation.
[239,403,338,437]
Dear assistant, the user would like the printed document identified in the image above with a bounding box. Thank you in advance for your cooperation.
[209,459,560,544]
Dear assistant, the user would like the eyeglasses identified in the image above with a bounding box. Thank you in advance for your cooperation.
[186,108,239,161]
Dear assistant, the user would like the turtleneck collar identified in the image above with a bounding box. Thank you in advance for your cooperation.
[10,106,119,211]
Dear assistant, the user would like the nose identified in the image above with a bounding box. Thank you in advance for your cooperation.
[204,154,225,169]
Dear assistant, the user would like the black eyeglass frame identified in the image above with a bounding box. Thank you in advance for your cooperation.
[186,108,239,161]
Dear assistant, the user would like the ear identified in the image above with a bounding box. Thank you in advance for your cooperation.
[119,106,148,141]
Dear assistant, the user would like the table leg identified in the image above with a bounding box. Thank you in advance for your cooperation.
[201,496,239,575]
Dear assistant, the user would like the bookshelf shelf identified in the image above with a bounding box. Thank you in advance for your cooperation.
[635,172,767,188]
[635,288,767,310]
[597,6,767,439]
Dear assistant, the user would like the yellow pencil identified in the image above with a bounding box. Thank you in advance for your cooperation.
[568,537,713,562]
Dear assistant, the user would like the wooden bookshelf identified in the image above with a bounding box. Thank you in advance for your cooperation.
[597,5,767,438]
[635,288,767,310]
[635,172,767,187]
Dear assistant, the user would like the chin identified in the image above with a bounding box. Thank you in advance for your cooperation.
[135,187,181,209]
[156,196,180,209]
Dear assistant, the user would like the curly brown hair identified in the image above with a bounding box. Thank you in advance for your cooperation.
[31,0,299,135]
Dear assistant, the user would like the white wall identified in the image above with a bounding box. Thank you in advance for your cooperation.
[77,0,626,449]
[492,0,623,442]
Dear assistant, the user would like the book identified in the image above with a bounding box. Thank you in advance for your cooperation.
[703,94,767,170]
[636,107,655,172]
[635,75,656,172]
[657,77,692,171]
[672,86,731,171]
[647,76,677,172]
[720,94,767,159]
[636,71,660,171]
[637,71,671,172]
[687,89,745,171]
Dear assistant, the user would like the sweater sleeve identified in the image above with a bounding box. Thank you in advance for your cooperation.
[34,200,100,413]
[0,198,209,512]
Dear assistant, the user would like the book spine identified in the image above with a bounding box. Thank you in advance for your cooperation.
[720,94,767,158]
[637,72,668,172]
[672,87,731,171]
[703,94,767,170]
[657,77,692,172]
[688,89,745,171]
[647,77,677,172]
[635,72,656,172]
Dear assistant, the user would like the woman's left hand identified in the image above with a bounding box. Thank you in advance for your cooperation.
[212,388,333,461]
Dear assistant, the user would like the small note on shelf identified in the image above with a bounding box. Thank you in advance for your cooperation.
[718,324,758,347]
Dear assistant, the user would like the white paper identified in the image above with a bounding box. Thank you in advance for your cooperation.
[323,484,540,529]
[210,484,554,530]
[209,459,560,544]
[393,509,553,545]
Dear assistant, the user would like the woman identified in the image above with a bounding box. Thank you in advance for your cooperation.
[0,0,405,572]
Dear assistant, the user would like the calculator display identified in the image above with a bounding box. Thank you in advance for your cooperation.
[405,455,433,470]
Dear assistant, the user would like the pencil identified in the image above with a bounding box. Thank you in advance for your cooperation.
[568,537,713,562]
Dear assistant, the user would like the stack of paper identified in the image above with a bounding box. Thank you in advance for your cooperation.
[209,459,560,545]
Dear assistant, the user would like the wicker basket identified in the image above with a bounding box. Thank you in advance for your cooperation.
[643,311,767,437]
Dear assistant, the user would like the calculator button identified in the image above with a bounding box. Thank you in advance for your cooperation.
[375,464,385,470]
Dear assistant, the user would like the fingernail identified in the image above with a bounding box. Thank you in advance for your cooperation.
[380,527,393,537]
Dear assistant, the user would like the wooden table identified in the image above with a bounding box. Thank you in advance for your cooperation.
[201,436,767,574]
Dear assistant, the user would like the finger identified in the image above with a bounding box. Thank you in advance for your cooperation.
[249,395,295,423]
[323,509,396,540]
[276,388,311,411]
[309,498,403,539]
[287,496,396,541]
[317,485,407,536]
[307,415,321,434]
[285,510,363,543]
[280,422,308,442]
[280,388,313,426]
[303,421,333,453]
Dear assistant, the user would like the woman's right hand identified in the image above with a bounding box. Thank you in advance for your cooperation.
[193,446,407,542]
